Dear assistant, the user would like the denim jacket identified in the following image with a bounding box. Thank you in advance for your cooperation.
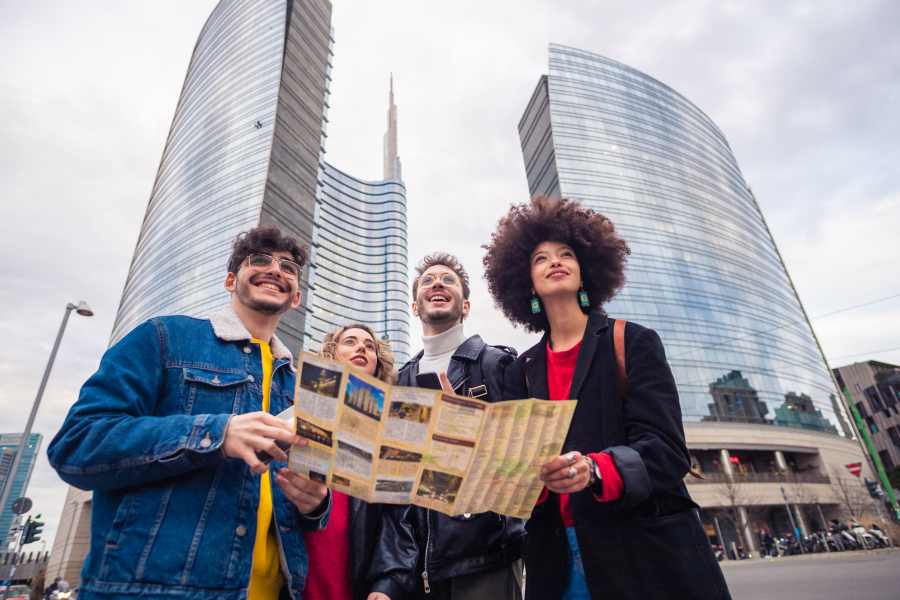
[47,306,328,599]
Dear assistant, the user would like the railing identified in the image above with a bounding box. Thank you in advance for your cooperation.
[686,471,831,485]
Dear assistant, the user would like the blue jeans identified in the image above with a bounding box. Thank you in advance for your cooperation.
[563,526,590,600]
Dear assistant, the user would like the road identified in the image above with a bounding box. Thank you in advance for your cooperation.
[721,549,900,600]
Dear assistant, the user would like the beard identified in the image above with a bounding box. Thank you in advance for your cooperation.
[235,275,295,315]
[418,300,463,326]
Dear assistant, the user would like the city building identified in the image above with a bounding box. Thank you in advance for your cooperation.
[704,370,769,425]
[50,0,411,583]
[0,433,42,547]
[773,392,838,434]
[518,44,872,555]
[304,78,411,362]
[834,361,900,473]
[108,0,333,353]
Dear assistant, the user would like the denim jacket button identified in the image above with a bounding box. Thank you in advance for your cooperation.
[235,525,247,537]
[199,437,212,449]
[248,375,256,383]
[243,346,252,354]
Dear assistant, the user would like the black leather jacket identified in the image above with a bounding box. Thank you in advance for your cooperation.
[349,498,384,600]
[368,335,526,600]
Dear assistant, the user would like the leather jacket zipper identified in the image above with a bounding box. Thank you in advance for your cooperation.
[422,510,432,594]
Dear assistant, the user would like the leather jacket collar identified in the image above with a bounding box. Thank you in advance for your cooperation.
[401,334,487,393]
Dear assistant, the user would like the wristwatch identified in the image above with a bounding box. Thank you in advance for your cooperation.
[586,456,604,496]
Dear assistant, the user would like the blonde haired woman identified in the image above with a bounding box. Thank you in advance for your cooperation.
[303,324,395,600]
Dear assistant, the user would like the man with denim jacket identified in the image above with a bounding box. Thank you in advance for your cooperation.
[48,226,329,600]
[367,253,525,600]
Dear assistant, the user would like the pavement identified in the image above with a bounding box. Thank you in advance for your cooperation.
[721,548,900,600]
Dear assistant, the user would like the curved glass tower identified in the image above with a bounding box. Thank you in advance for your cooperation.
[519,44,847,434]
[306,164,410,361]
[109,0,333,352]
[305,80,411,363]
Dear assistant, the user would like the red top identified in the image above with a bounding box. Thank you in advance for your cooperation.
[302,490,352,600]
[539,340,624,527]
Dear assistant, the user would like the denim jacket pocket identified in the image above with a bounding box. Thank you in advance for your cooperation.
[182,367,251,415]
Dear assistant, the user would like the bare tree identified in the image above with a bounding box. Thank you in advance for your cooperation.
[715,473,761,554]
[783,470,824,530]
[830,468,870,520]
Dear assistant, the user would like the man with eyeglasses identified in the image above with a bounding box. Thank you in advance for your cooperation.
[48,226,330,600]
[367,253,525,600]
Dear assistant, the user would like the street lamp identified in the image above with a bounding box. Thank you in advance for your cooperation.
[0,301,93,527]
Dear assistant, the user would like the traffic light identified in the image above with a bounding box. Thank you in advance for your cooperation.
[21,514,44,545]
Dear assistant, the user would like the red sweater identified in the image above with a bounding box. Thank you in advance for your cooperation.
[539,340,624,527]
[302,490,352,600]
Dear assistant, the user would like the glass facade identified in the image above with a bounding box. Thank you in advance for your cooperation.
[519,45,848,435]
[305,162,410,363]
[0,433,42,543]
[109,0,333,354]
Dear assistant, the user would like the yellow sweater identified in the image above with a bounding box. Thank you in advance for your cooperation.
[247,339,284,599]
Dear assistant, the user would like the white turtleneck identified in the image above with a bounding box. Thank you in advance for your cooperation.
[418,323,466,375]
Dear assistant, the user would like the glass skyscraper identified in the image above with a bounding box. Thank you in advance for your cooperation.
[519,44,848,434]
[52,0,411,583]
[305,80,411,362]
[109,0,333,353]
[0,433,42,545]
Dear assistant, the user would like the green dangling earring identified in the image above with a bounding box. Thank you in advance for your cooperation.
[578,287,590,308]
[530,291,542,314]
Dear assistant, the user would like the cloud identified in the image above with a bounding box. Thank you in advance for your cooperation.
[2,0,898,549]
[782,193,900,365]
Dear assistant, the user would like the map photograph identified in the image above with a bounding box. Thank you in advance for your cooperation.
[416,469,463,504]
[344,373,385,420]
[299,362,341,398]
[379,445,423,462]
[388,400,432,424]
[296,416,334,447]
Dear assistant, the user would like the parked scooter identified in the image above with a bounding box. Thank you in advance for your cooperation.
[867,524,891,548]
[48,581,72,600]
[830,519,860,551]
[711,543,726,562]
[851,521,876,549]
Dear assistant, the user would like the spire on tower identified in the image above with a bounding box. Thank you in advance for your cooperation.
[383,74,402,181]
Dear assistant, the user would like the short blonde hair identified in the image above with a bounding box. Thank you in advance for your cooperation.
[321,323,396,384]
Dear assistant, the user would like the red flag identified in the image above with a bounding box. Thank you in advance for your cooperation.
[845,462,862,477]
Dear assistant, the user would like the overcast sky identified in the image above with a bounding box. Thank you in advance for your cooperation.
[1,0,898,547]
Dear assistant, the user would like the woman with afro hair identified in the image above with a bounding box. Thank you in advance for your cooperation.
[483,196,730,600]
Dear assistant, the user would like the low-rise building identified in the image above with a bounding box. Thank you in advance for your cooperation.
[834,361,900,473]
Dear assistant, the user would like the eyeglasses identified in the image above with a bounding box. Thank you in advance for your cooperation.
[418,272,459,288]
[246,253,302,279]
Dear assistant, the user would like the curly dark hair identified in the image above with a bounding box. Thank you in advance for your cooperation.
[482,196,630,332]
[227,225,308,275]
[411,252,471,299]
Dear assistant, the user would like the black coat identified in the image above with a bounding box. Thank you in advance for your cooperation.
[503,312,731,600]
[369,334,526,600]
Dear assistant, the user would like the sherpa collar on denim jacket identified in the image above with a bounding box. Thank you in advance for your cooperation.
[209,303,294,363]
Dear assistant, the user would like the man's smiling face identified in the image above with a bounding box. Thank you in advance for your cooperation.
[412,265,469,327]
[225,250,301,315]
